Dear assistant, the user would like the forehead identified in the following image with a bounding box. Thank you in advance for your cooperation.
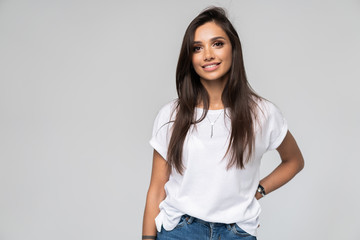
[193,21,228,41]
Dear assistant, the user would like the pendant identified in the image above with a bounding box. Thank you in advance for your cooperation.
[206,109,224,139]
[210,123,214,138]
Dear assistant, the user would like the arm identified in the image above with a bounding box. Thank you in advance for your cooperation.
[255,130,304,200]
[142,150,170,238]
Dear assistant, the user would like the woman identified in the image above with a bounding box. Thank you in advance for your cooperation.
[142,7,304,240]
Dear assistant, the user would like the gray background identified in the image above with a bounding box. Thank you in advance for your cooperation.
[0,0,359,239]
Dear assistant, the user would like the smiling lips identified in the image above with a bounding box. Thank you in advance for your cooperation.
[202,62,221,71]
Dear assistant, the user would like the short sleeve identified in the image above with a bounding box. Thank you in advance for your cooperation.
[149,101,176,160]
[260,100,288,151]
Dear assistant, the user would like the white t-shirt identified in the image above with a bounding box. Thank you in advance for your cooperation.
[149,98,288,236]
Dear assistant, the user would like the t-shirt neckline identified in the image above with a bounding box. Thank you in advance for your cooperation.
[195,107,227,114]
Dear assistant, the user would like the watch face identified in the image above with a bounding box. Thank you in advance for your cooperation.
[257,186,265,196]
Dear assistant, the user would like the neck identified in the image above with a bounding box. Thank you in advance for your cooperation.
[198,76,227,110]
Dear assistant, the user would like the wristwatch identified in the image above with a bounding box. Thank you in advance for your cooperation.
[257,184,266,197]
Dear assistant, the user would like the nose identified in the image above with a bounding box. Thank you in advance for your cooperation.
[203,46,214,61]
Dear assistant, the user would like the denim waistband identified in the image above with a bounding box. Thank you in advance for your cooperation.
[182,214,232,227]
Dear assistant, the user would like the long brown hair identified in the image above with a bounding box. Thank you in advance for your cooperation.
[167,7,263,175]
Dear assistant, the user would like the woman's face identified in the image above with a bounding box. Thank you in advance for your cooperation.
[192,21,232,84]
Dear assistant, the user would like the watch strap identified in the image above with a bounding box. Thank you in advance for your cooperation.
[257,184,266,196]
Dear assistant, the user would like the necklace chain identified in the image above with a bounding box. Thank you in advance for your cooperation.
[206,110,224,138]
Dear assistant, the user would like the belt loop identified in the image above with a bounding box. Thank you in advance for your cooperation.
[226,223,234,231]
[187,215,194,224]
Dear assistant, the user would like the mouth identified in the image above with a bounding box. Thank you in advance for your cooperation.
[202,62,221,71]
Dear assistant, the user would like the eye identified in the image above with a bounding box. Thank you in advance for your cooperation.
[213,41,224,47]
[193,46,202,52]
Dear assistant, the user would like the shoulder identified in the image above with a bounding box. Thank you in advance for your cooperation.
[254,97,283,119]
[156,98,178,120]
[252,97,287,135]
[152,99,178,130]
[256,99,288,150]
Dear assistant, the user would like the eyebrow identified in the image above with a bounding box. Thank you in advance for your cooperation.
[192,36,226,45]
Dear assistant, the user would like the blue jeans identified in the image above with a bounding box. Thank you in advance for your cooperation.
[156,214,257,240]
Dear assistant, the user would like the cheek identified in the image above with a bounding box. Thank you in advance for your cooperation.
[192,55,200,66]
[218,48,231,60]
[191,56,202,73]
[224,50,232,68]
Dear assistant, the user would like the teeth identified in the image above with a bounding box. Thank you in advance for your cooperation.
[204,64,218,68]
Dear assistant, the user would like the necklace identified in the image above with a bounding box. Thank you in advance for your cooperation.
[206,109,224,138]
